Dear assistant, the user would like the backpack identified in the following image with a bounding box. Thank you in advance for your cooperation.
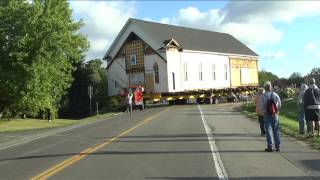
[266,93,278,116]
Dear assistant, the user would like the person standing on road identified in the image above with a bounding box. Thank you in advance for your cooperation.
[126,91,133,116]
[262,81,282,152]
[255,88,266,136]
[303,78,320,137]
[297,84,308,134]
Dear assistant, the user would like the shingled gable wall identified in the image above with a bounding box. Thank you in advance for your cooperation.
[107,33,167,96]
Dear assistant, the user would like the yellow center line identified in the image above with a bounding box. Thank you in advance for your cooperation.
[30,108,168,180]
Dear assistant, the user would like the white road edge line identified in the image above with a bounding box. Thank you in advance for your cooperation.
[198,104,229,180]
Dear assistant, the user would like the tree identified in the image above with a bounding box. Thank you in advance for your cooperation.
[59,59,108,118]
[288,72,304,87]
[306,67,320,86]
[87,60,108,110]
[0,0,89,118]
[258,70,279,86]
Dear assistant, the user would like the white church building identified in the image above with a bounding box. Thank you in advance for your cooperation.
[104,18,259,96]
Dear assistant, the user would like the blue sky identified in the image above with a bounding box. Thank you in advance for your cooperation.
[70,1,320,78]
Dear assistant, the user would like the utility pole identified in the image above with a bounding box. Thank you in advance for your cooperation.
[88,86,93,115]
[96,102,99,115]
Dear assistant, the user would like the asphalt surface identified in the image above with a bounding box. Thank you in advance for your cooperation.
[0,103,319,180]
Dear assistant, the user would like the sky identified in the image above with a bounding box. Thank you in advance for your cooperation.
[70,1,320,78]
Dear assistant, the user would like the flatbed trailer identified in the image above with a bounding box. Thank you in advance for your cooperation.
[143,86,259,105]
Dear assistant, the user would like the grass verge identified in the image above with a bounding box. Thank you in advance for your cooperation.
[0,112,116,132]
[242,99,320,150]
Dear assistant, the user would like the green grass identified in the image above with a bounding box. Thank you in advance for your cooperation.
[0,112,115,132]
[242,99,320,150]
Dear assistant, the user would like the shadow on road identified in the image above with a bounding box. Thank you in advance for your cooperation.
[300,159,320,171]
[147,176,317,180]
[0,132,317,162]
[1,149,318,162]
[185,113,242,115]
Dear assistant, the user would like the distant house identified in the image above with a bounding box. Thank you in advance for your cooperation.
[273,78,289,89]
[104,18,259,96]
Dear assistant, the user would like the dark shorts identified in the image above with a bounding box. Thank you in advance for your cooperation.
[305,109,320,122]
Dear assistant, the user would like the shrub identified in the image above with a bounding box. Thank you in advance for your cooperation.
[277,87,297,99]
[107,96,124,111]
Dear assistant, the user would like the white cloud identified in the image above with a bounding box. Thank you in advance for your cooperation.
[304,42,317,51]
[70,1,136,60]
[159,17,171,24]
[262,51,286,61]
[157,1,320,47]
[220,22,282,46]
[160,7,222,31]
[220,1,320,24]
[304,41,320,59]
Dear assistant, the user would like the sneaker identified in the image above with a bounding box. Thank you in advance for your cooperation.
[275,148,280,152]
[264,148,273,152]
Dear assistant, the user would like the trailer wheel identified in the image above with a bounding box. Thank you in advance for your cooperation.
[183,99,187,104]
[204,98,211,104]
[196,98,204,104]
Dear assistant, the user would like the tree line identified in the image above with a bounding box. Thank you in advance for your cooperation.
[259,68,320,88]
[0,0,110,119]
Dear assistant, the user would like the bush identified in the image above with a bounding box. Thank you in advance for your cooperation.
[278,87,296,99]
[107,96,124,111]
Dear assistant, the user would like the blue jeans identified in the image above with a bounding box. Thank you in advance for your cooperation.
[264,114,280,149]
[127,104,132,116]
[298,110,306,134]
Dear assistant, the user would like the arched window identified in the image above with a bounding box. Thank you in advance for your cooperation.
[212,63,216,80]
[224,64,228,80]
[130,54,137,65]
[199,63,203,81]
[183,63,188,81]
[153,63,159,84]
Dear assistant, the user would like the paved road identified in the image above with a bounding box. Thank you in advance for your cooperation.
[0,103,319,180]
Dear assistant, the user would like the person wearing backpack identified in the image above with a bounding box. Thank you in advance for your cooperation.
[303,78,320,137]
[262,81,282,152]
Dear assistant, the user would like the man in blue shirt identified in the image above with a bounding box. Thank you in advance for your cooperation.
[261,81,282,152]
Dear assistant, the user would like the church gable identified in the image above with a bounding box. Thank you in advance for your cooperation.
[110,32,162,72]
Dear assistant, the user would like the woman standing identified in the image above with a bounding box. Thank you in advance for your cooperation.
[255,88,266,135]
[297,84,308,134]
